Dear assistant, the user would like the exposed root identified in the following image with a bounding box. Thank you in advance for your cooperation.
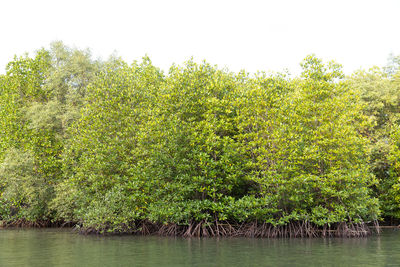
[1,218,379,238]
[151,220,375,238]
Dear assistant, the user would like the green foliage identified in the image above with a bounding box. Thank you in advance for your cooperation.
[143,61,252,224]
[60,57,163,230]
[233,56,378,225]
[0,42,101,222]
[0,148,52,221]
[0,44,391,232]
[348,64,400,218]
[61,56,379,231]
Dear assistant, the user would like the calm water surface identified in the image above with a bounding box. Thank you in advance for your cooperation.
[0,228,399,266]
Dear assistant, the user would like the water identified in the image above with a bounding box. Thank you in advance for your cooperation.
[0,228,399,266]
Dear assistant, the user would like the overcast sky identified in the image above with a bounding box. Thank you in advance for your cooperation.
[1,0,399,75]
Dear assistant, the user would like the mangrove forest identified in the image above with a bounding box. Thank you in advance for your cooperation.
[1,42,400,237]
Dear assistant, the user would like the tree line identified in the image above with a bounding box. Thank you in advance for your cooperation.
[0,42,399,237]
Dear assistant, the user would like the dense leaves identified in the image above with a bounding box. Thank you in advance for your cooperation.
[348,61,400,219]
[0,43,399,234]
[0,42,102,223]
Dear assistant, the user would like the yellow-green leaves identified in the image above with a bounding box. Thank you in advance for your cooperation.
[0,48,386,231]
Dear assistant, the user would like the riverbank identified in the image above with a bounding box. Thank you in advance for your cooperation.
[0,219,387,238]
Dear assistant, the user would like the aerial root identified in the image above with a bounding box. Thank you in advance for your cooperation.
[149,220,373,238]
[3,219,375,237]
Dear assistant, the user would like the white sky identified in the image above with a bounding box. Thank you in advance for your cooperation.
[0,0,399,75]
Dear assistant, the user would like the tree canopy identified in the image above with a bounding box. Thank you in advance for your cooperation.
[1,43,399,237]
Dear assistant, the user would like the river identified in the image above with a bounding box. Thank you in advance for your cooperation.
[0,228,399,266]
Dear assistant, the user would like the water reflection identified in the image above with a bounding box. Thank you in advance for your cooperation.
[0,228,399,266]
